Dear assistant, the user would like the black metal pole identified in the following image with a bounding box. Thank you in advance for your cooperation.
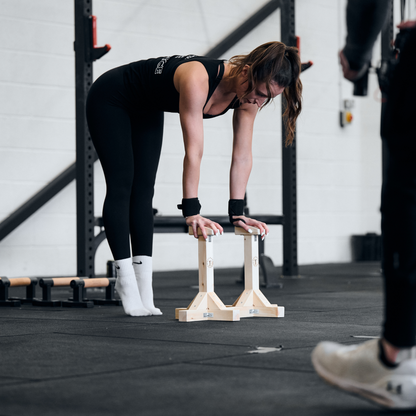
[74,0,96,278]
[280,0,298,277]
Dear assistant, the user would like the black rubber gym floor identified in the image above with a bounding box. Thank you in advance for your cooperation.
[1,262,395,416]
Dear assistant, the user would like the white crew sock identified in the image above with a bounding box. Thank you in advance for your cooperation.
[115,257,151,316]
[132,255,162,315]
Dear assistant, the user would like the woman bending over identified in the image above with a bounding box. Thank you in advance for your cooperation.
[86,41,302,316]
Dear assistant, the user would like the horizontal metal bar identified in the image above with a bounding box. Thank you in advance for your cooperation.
[205,0,281,59]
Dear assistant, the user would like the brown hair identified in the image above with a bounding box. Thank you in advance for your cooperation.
[229,41,302,146]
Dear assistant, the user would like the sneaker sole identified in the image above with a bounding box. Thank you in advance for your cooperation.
[312,353,416,410]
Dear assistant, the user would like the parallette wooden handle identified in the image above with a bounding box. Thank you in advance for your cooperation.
[9,277,32,287]
[52,277,81,286]
[83,278,109,288]
[188,226,215,236]
[234,226,261,236]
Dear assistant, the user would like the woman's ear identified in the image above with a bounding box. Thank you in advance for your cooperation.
[242,65,250,76]
[238,65,250,87]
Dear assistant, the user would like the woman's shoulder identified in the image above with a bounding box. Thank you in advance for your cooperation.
[174,59,210,82]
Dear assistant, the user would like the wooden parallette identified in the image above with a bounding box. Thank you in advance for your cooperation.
[175,227,240,322]
[0,277,38,307]
[32,276,122,308]
[231,226,285,318]
[62,277,121,308]
[33,277,85,307]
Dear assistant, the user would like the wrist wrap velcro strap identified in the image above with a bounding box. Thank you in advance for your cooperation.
[228,199,246,225]
[177,198,201,218]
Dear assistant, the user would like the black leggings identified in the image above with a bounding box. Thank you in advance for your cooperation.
[381,28,416,347]
[86,67,164,260]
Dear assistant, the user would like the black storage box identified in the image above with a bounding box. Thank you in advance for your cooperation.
[352,233,382,261]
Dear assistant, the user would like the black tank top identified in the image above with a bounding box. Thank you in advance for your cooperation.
[122,55,240,118]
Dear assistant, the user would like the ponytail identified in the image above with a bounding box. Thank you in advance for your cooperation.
[282,47,302,146]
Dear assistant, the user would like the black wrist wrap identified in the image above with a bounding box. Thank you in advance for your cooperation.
[177,198,201,218]
[228,199,245,225]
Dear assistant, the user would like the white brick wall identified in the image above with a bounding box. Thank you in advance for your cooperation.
[1,0,407,278]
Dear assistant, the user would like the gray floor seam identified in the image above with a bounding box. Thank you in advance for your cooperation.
[0,362,181,388]
[50,331,259,348]
[185,361,316,375]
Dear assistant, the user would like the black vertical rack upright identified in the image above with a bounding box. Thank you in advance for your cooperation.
[280,0,298,277]
[74,0,110,278]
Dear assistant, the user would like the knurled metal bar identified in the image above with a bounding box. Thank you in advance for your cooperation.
[75,0,95,277]
[280,0,298,276]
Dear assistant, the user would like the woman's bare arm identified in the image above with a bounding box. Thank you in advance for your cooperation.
[174,62,223,238]
[230,103,269,237]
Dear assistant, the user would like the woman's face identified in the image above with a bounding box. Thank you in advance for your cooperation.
[241,81,284,107]
[237,66,285,107]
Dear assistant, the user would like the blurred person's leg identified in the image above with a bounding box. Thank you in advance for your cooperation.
[312,28,416,410]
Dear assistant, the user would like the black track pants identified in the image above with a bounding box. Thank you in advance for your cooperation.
[86,68,164,260]
[381,28,416,347]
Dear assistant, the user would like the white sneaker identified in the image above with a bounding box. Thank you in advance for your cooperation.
[311,339,416,409]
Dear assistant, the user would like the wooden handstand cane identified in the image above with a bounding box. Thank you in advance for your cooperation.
[175,227,240,322]
[230,226,285,318]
